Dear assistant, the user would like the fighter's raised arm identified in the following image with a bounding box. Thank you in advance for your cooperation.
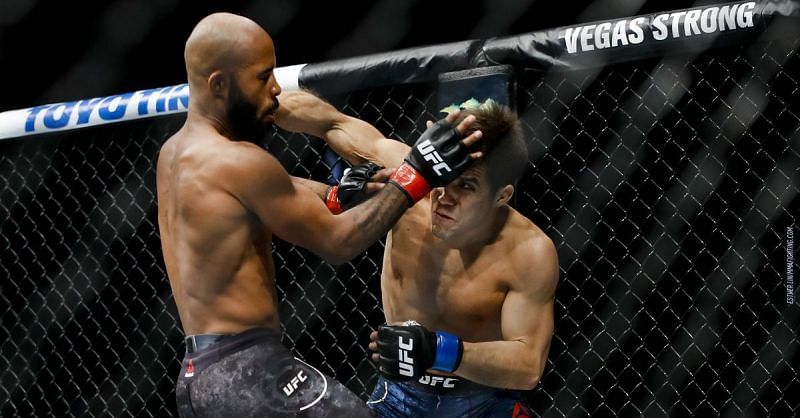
[276,89,410,168]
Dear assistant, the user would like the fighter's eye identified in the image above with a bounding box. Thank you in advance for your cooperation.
[258,71,273,82]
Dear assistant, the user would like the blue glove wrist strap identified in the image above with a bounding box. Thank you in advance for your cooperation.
[431,331,463,372]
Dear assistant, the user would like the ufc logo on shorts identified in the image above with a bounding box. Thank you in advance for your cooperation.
[417,140,452,176]
[282,370,307,396]
[398,336,414,377]
[419,375,457,388]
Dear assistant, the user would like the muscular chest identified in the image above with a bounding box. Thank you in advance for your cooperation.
[384,222,508,336]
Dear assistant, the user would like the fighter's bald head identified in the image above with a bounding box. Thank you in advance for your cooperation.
[182,13,281,139]
[184,13,274,85]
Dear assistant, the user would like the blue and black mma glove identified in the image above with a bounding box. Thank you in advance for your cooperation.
[325,162,383,214]
[388,118,472,205]
[376,321,464,380]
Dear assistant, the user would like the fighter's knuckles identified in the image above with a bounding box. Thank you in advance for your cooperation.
[444,110,460,123]
[462,129,483,146]
[375,338,393,351]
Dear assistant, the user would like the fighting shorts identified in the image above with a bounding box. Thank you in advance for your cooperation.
[175,328,373,417]
[366,373,532,417]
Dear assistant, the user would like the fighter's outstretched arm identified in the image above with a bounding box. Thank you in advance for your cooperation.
[230,146,407,264]
[275,90,409,168]
[228,111,482,264]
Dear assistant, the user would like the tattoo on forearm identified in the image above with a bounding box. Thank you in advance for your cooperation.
[347,186,408,247]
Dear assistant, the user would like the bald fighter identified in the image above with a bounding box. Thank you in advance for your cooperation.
[157,13,482,417]
[276,91,558,417]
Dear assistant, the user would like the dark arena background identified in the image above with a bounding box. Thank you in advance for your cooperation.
[1,1,799,416]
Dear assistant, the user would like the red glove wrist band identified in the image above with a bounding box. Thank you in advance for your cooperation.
[388,163,432,204]
[325,186,344,214]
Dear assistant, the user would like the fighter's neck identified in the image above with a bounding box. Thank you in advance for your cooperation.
[185,110,260,144]
[185,108,230,134]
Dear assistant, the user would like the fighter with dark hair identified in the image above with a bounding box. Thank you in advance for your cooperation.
[278,92,558,417]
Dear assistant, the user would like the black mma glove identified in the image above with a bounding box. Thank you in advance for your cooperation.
[325,162,383,214]
[388,118,473,205]
[375,322,464,381]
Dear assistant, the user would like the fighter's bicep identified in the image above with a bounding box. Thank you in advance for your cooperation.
[259,175,340,251]
[233,154,338,255]
[500,237,559,351]
[500,288,554,345]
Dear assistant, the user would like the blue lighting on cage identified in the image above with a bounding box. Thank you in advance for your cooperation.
[437,65,515,113]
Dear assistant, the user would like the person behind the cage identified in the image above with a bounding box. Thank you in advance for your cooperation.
[276,91,558,417]
[156,12,484,417]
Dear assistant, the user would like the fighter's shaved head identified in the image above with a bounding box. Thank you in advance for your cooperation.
[181,12,280,140]
[184,12,273,87]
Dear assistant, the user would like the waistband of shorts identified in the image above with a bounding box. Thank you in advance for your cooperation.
[185,334,230,353]
[388,373,498,396]
[183,327,282,360]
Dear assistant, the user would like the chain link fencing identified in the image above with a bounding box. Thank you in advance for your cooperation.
[1,36,798,416]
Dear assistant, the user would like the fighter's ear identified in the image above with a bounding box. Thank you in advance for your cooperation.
[208,70,227,97]
[495,184,514,206]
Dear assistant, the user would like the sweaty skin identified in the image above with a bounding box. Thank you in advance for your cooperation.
[157,14,478,337]
[276,91,558,390]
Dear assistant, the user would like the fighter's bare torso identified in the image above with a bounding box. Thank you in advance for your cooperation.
[157,126,279,336]
[382,198,545,342]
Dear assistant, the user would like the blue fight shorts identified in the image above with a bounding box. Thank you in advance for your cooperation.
[366,373,533,418]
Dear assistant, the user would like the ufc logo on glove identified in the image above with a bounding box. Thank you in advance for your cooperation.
[416,139,452,176]
[398,336,415,377]
[377,323,463,380]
